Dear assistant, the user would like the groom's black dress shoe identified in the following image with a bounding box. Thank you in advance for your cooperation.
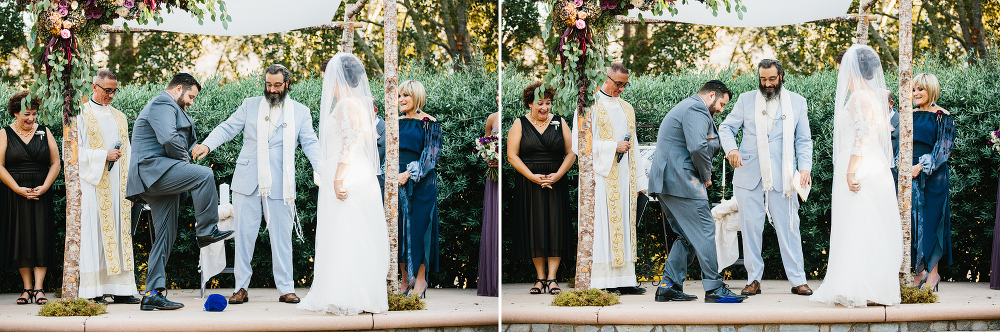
[140,292,184,311]
[705,286,748,303]
[197,229,234,248]
[654,286,697,302]
[617,286,647,295]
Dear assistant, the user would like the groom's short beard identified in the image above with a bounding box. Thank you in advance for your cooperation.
[265,88,288,107]
[759,80,783,101]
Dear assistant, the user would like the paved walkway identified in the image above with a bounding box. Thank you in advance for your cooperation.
[0,288,499,331]
[502,280,1000,325]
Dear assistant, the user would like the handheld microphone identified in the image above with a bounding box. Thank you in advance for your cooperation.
[108,141,122,171]
[616,133,632,163]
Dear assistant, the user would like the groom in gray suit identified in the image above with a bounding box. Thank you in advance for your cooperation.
[719,59,813,296]
[648,80,747,303]
[192,65,322,305]
[127,73,233,310]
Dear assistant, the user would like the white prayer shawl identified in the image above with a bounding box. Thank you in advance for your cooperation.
[754,89,795,198]
[256,96,296,227]
[77,100,137,298]
[573,91,648,289]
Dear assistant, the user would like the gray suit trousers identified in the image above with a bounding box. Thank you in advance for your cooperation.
[657,193,724,292]
[140,162,219,291]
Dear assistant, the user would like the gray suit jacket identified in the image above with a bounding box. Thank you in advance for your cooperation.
[719,89,813,191]
[126,91,198,200]
[201,96,322,199]
[647,95,722,200]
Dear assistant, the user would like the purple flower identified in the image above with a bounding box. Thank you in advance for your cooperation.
[575,19,586,29]
[86,4,103,19]
[600,0,620,10]
[60,29,71,39]
[421,117,431,127]
[935,110,944,115]
[58,7,69,17]
[124,0,135,9]
[574,0,583,6]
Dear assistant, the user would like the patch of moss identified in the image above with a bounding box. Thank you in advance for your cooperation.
[901,283,938,304]
[551,288,621,307]
[38,298,108,317]
[388,292,426,311]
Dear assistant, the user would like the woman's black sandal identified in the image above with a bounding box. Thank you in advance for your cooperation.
[529,279,548,294]
[16,289,33,305]
[34,289,48,305]
[548,279,562,295]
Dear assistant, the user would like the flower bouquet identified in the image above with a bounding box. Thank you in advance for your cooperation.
[990,131,1000,154]
[475,135,500,181]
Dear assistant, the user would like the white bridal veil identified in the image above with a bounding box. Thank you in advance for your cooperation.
[833,44,894,166]
[319,52,380,173]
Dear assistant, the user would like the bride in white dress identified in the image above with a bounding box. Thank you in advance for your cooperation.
[809,44,902,308]
[297,53,389,315]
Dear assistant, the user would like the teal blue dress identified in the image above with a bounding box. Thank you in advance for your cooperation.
[398,118,442,284]
[911,111,954,274]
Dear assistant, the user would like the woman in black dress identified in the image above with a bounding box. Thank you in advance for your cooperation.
[507,82,575,294]
[1,91,61,305]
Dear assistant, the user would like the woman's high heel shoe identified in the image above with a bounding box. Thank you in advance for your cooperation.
[529,279,548,295]
[15,289,33,305]
[34,289,48,305]
[547,279,561,295]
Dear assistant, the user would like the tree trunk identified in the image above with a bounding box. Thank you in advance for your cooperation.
[402,0,432,58]
[383,0,401,293]
[967,0,988,63]
[61,119,82,300]
[897,0,914,287]
[574,107,595,289]
[922,2,950,60]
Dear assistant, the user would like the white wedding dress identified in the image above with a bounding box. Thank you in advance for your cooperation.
[810,45,902,308]
[298,53,389,315]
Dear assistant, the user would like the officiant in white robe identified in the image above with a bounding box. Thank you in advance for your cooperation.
[719,59,814,296]
[77,70,140,303]
[573,63,648,294]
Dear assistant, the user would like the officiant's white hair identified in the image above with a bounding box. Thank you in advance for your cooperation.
[607,62,629,75]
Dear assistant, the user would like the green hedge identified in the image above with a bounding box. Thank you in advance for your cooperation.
[502,56,1000,285]
[1,67,498,293]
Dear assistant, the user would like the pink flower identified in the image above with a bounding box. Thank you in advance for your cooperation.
[123,0,134,8]
[60,29,71,39]
[574,0,583,6]
[575,19,586,29]
[58,7,69,16]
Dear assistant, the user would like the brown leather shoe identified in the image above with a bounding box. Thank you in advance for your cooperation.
[791,284,813,295]
[278,293,300,304]
[741,280,761,296]
[229,288,249,304]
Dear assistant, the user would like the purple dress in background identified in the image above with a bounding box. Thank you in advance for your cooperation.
[992,176,1000,290]
[477,127,499,297]
[477,176,499,296]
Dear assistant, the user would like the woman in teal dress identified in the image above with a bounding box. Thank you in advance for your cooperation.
[397,80,442,298]
[908,73,955,291]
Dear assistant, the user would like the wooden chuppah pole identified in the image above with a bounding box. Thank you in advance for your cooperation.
[340,0,370,53]
[383,0,401,293]
[855,0,878,44]
[897,0,915,287]
[62,111,83,300]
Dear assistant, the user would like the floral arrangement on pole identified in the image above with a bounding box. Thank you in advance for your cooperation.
[541,0,746,117]
[26,0,231,125]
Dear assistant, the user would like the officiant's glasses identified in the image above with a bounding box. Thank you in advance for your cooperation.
[608,76,630,89]
[95,83,118,95]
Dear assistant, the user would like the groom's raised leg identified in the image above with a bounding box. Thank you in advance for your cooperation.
[146,162,229,247]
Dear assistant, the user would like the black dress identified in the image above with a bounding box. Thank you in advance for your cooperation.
[0,125,54,270]
[512,115,571,259]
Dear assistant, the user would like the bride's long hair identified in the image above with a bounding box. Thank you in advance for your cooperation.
[832,44,893,167]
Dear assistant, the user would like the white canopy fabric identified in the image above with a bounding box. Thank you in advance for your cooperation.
[112,0,342,36]
[628,0,853,28]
